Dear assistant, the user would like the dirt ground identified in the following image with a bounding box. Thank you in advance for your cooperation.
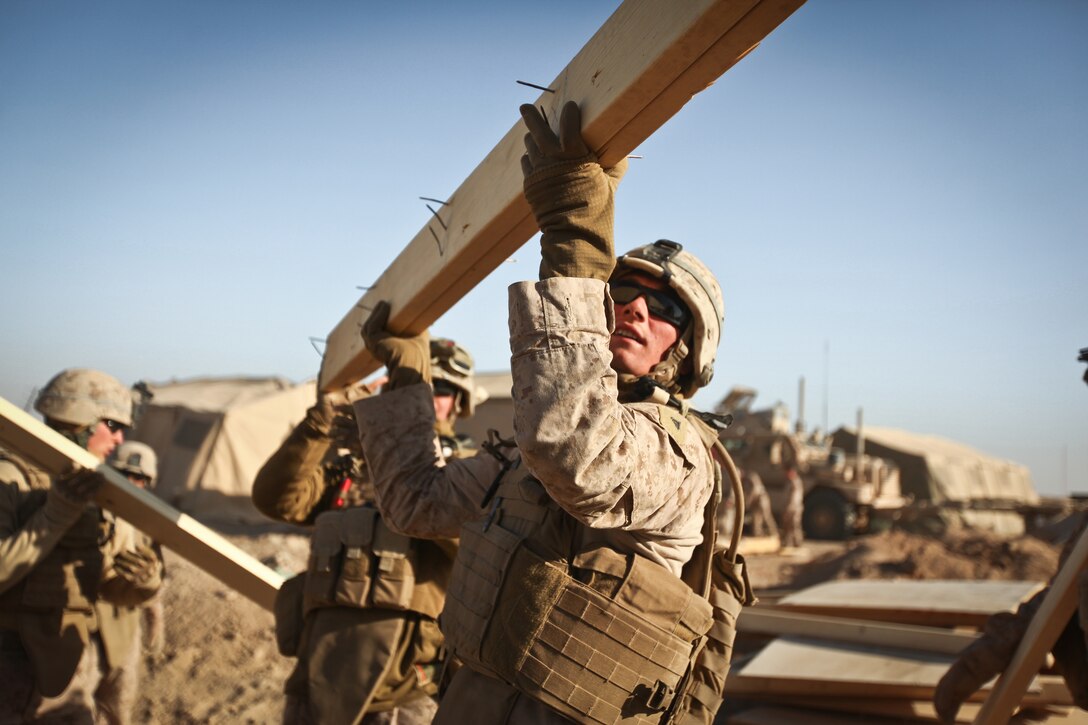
[134,522,1069,723]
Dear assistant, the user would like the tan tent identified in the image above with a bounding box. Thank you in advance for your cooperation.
[832,426,1037,536]
[131,376,315,524]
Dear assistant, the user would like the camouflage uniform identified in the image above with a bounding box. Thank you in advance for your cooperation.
[96,442,166,725]
[0,370,161,724]
[253,340,478,725]
[778,468,804,548]
[355,276,718,723]
[355,101,747,724]
[741,471,777,538]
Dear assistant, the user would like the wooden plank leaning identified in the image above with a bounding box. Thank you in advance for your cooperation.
[972,525,1088,724]
[0,396,285,612]
[318,0,807,391]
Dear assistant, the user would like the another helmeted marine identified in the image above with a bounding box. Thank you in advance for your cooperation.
[251,341,483,725]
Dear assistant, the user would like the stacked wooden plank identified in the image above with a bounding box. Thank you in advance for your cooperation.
[722,579,1083,724]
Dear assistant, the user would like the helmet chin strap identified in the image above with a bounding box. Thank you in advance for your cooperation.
[616,323,693,400]
[57,424,93,451]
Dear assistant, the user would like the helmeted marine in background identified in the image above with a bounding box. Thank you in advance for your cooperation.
[0,369,163,724]
[353,101,752,725]
[99,441,166,724]
[251,340,483,725]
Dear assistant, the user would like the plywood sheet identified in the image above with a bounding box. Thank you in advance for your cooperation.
[773,579,1045,627]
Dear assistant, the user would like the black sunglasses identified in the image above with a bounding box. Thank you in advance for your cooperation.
[433,379,460,397]
[609,280,690,328]
[102,419,127,433]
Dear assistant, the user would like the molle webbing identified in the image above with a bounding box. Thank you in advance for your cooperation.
[440,469,714,724]
[304,506,443,618]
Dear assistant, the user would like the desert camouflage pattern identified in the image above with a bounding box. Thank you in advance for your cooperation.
[35,368,133,428]
[355,276,718,722]
[356,278,714,572]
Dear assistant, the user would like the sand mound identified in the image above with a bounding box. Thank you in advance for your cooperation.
[783,528,1061,590]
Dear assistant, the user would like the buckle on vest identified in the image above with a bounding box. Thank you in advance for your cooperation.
[645,680,675,711]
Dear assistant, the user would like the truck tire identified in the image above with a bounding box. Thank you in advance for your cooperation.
[803,488,855,541]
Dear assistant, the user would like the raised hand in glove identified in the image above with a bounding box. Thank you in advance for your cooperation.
[519,100,628,282]
[362,301,431,390]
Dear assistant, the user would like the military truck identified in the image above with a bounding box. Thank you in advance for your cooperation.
[716,386,908,540]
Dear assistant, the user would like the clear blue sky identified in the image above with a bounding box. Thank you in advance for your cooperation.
[2,1,1085,495]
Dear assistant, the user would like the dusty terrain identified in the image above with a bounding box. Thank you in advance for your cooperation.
[134,523,1068,723]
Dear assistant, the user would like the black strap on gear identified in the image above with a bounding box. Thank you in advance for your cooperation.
[479,429,519,509]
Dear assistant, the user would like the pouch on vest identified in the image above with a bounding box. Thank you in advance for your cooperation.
[274,572,307,657]
[499,543,713,724]
[304,511,345,611]
[335,507,378,606]
[443,498,714,724]
[369,519,415,610]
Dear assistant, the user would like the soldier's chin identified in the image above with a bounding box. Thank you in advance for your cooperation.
[608,347,647,377]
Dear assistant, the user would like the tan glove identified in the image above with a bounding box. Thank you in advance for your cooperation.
[933,606,1032,723]
[362,301,431,390]
[519,101,627,282]
[52,467,105,504]
[112,545,162,589]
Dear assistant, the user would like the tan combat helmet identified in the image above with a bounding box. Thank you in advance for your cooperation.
[110,440,158,484]
[613,240,724,398]
[430,338,485,418]
[35,368,133,428]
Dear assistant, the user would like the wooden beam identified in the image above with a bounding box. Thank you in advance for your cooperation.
[318,0,807,390]
[973,526,1088,724]
[739,607,980,655]
[0,397,284,611]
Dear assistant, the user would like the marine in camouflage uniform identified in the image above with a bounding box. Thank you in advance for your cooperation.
[97,441,166,725]
[251,339,482,725]
[353,102,750,724]
[0,369,163,724]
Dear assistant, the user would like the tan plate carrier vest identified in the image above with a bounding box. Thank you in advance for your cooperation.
[302,505,449,620]
[0,451,114,697]
[440,407,753,725]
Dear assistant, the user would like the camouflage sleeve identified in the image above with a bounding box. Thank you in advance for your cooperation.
[353,384,505,539]
[0,464,86,594]
[507,277,714,541]
[251,413,333,525]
